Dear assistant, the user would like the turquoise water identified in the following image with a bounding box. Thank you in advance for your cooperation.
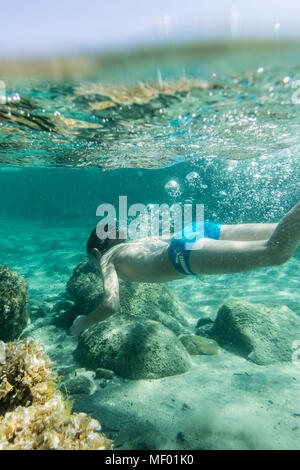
[1,42,300,450]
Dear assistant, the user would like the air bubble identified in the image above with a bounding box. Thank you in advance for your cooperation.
[185,171,200,185]
[164,179,181,197]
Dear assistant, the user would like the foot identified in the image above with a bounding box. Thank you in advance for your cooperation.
[70,315,91,336]
[268,201,300,256]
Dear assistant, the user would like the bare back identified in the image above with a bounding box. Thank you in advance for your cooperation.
[105,237,185,282]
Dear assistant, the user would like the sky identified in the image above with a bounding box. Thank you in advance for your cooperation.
[0,0,300,58]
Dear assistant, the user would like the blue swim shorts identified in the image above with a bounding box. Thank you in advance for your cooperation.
[167,222,222,276]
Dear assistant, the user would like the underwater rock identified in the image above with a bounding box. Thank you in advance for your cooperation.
[95,368,115,380]
[28,300,51,320]
[180,335,218,356]
[0,338,112,450]
[54,365,77,378]
[66,260,190,335]
[51,299,76,330]
[63,373,95,395]
[66,260,101,315]
[75,318,191,380]
[0,265,28,342]
[195,318,215,338]
[211,300,300,365]
[53,299,75,312]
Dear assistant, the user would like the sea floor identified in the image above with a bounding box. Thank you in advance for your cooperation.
[2,217,300,450]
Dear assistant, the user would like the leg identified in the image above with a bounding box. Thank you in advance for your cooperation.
[189,238,279,275]
[220,223,277,241]
[190,201,300,275]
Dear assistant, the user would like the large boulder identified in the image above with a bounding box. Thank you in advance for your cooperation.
[0,266,28,341]
[211,300,300,365]
[75,317,191,379]
[66,261,99,316]
[66,260,190,335]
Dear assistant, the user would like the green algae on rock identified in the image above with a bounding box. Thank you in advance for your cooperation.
[0,265,28,342]
[211,300,300,365]
[75,318,191,379]
[63,373,95,395]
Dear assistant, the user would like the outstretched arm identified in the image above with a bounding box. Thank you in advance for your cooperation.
[97,254,120,317]
[70,255,120,336]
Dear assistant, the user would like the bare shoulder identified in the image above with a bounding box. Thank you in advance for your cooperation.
[100,244,124,266]
[102,237,169,264]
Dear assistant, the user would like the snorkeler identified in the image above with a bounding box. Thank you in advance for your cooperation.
[70,201,300,336]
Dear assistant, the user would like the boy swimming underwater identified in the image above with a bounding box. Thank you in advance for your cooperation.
[70,201,300,336]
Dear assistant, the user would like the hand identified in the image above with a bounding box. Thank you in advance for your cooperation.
[70,304,115,337]
[70,315,89,337]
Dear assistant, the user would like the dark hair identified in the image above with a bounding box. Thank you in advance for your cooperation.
[87,224,124,256]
